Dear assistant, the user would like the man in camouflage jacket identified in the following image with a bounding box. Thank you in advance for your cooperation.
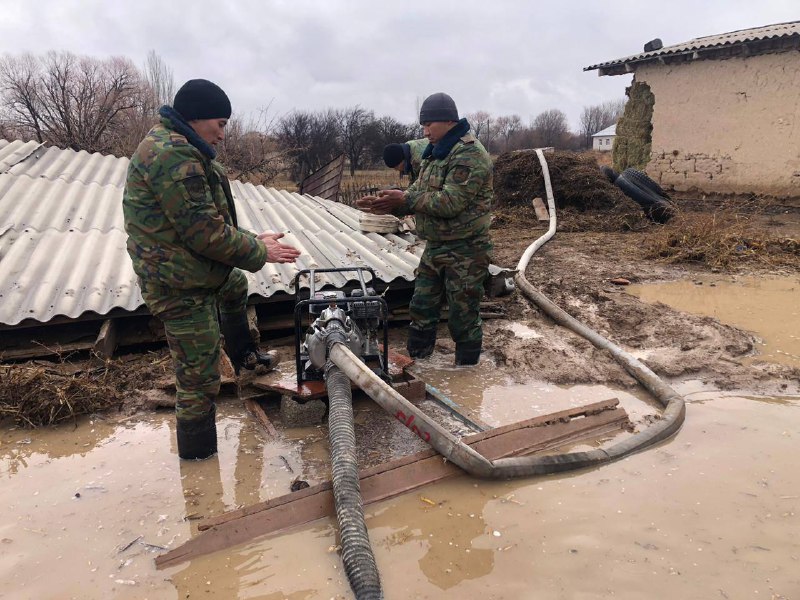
[357,93,493,366]
[123,79,300,460]
[383,137,429,184]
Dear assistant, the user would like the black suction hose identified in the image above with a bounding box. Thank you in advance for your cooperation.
[324,355,383,598]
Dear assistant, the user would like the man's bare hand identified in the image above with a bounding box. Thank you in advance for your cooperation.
[257,231,301,263]
[356,189,405,215]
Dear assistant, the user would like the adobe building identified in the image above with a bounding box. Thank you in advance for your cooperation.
[585,21,800,199]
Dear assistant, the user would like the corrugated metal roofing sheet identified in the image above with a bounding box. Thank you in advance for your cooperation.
[0,141,422,327]
[585,20,800,71]
[0,139,129,186]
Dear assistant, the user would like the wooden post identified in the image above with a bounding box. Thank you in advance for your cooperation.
[93,319,117,359]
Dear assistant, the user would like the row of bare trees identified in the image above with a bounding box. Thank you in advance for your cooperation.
[0,50,287,183]
[276,107,419,181]
[0,51,145,154]
[466,101,624,154]
[0,50,626,185]
[275,102,627,182]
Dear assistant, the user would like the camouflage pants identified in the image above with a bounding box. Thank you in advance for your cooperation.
[410,237,492,344]
[140,269,249,421]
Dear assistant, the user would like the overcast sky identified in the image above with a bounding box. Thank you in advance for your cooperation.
[0,0,797,130]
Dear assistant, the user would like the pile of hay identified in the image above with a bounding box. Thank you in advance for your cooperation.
[493,150,626,210]
[613,81,655,172]
[492,150,654,232]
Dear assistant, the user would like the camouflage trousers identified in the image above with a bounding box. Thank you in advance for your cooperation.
[140,269,249,421]
[410,237,492,344]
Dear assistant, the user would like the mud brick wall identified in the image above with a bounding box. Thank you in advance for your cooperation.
[634,53,800,198]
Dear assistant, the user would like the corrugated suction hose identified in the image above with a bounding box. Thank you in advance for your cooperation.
[324,360,383,599]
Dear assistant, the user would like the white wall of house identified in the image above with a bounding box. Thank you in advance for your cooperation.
[635,52,800,198]
[593,135,615,151]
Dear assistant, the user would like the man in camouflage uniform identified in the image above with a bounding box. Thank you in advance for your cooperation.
[123,79,300,459]
[357,93,493,366]
[382,137,429,184]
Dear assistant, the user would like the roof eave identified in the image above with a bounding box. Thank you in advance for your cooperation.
[586,33,800,76]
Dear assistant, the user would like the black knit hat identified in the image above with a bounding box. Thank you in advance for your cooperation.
[383,143,407,168]
[419,92,458,124]
[173,79,232,121]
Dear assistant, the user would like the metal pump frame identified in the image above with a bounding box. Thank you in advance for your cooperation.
[291,266,389,387]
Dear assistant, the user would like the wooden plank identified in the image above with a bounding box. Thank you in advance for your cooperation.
[244,398,280,438]
[93,319,118,359]
[155,399,626,569]
[208,398,619,528]
[532,196,550,221]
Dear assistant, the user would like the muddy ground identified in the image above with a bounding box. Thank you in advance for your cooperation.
[2,198,800,600]
[481,203,800,397]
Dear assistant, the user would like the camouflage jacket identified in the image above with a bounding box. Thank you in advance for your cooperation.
[123,113,267,292]
[406,138,429,184]
[403,121,493,242]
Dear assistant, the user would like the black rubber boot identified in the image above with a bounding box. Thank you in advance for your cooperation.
[176,407,218,460]
[406,327,436,359]
[455,340,482,366]
[219,311,276,374]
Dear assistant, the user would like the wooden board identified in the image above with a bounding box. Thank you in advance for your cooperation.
[244,398,280,438]
[532,196,550,221]
[155,398,627,569]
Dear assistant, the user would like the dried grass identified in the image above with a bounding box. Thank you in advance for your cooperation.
[492,201,652,233]
[0,350,171,428]
[643,199,800,269]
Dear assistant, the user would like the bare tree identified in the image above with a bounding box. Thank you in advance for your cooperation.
[363,115,418,167]
[0,53,46,142]
[579,99,626,148]
[144,50,174,110]
[467,110,497,150]
[216,106,292,184]
[338,105,374,176]
[0,51,142,153]
[494,114,522,152]
[277,109,342,182]
[531,108,570,148]
[112,51,176,156]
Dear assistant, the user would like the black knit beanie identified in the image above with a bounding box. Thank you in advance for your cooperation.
[419,92,458,124]
[173,79,232,121]
[383,143,407,168]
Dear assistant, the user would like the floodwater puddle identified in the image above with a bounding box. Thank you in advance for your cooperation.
[3,276,800,597]
[3,390,798,598]
[627,274,800,368]
[410,357,659,428]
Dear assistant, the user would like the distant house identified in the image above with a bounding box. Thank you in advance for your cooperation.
[584,21,800,198]
[592,124,616,151]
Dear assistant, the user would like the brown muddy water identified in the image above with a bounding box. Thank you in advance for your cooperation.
[2,276,799,599]
[627,275,800,369]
